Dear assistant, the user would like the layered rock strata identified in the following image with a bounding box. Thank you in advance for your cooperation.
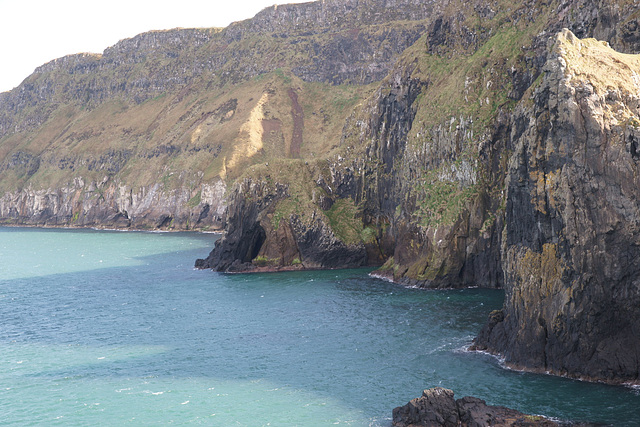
[0,179,225,230]
[473,29,640,385]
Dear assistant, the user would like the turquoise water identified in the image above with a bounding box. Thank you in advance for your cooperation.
[0,227,639,426]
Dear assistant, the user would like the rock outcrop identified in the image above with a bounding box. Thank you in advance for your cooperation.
[392,387,559,427]
[195,168,374,271]
[472,29,640,385]
[196,1,640,386]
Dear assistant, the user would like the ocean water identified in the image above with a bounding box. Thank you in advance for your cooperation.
[0,227,638,426]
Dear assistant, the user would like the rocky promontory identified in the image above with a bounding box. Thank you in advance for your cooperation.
[196,1,640,387]
[471,29,640,385]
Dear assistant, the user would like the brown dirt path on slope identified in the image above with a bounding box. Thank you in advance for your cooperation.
[287,88,304,158]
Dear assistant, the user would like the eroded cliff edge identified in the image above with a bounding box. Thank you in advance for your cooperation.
[472,29,640,385]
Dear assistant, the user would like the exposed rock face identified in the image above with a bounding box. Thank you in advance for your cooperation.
[0,0,434,231]
[392,387,559,427]
[473,30,640,384]
[195,174,370,271]
[344,60,505,289]
[0,179,225,230]
[197,2,640,385]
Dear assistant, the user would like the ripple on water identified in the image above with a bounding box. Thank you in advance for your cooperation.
[0,228,639,426]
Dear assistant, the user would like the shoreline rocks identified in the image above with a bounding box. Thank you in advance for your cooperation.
[392,387,564,427]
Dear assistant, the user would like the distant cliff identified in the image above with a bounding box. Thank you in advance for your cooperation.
[2,0,640,385]
[0,0,433,230]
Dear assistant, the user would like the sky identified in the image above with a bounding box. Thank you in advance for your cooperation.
[0,0,311,93]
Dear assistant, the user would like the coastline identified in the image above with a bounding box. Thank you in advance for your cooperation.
[468,346,640,389]
[0,222,223,234]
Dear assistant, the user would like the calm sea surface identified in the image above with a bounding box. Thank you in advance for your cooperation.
[0,227,638,426]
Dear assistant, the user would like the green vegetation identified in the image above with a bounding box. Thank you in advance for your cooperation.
[272,198,300,230]
[252,255,275,267]
[324,198,370,246]
[412,154,479,229]
[186,191,202,208]
[274,68,292,84]
[416,179,478,229]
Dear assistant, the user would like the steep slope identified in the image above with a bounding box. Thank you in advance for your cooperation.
[473,29,640,385]
[0,0,432,230]
[199,0,640,278]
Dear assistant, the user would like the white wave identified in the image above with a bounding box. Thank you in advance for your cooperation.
[368,272,395,284]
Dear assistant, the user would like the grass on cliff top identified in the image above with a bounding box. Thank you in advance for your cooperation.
[241,157,373,247]
[556,29,640,123]
[406,25,528,134]
[394,0,557,138]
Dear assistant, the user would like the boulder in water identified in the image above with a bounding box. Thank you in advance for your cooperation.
[392,387,559,426]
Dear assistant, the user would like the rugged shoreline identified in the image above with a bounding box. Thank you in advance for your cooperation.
[0,222,223,234]
[392,387,595,427]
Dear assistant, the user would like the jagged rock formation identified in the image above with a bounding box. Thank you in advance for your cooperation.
[392,387,559,426]
[472,29,640,385]
[196,0,640,385]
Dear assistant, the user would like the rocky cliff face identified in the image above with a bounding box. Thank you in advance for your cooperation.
[0,178,225,230]
[196,0,640,385]
[195,173,371,271]
[473,29,640,385]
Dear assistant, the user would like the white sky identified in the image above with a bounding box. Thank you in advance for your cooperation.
[0,0,311,93]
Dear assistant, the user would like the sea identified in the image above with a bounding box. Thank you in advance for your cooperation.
[1,226,638,426]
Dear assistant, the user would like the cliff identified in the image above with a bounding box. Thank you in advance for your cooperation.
[2,0,640,386]
[472,29,640,385]
[0,0,432,230]
[195,0,640,385]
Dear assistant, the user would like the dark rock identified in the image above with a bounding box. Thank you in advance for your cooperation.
[473,29,640,384]
[393,388,560,427]
[195,177,369,272]
[392,387,459,427]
